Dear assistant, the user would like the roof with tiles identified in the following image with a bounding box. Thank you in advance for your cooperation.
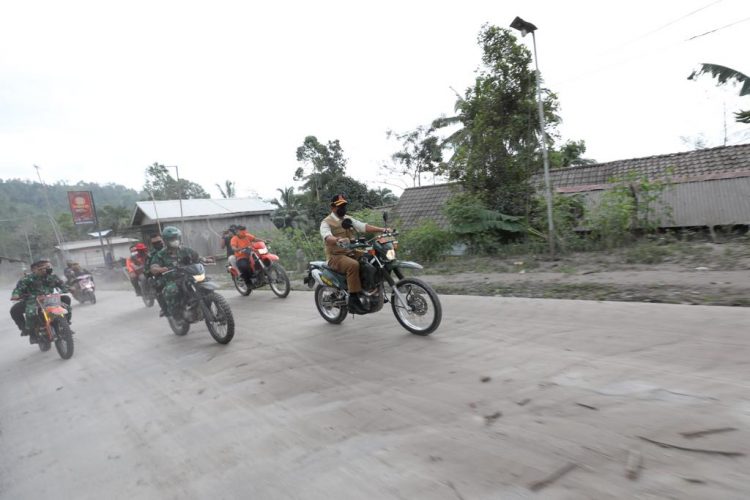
[392,183,463,230]
[541,143,750,192]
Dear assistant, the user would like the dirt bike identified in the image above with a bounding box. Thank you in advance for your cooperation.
[226,240,290,298]
[70,274,96,304]
[303,214,442,336]
[21,292,74,359]
[139,273,156,308]
[162,262,235,344]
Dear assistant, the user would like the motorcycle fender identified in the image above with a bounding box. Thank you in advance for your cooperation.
[46,306,67,315]
[393,260,423,270]
[311,268,346,289]
[262,254,279,263]
[197,281,220,291]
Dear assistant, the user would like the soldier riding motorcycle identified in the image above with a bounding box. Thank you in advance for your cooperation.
[150,226,235,344]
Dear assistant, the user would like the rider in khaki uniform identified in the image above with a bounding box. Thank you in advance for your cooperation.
[320,194,389,311]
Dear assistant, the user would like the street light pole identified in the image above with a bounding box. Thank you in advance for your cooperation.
[510,17,556,258]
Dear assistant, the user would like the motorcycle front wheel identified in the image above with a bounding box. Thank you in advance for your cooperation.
[233,275,252,296]
[390,278,442,336]
[267,263,290,298]
[53,317,74,359]
[202,292,235,344]
[314,285,348,324]
[168,315,190,336]
[88,291,97,304]
[142,293,155,308]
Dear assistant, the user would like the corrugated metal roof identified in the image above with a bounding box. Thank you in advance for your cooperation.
[393,183,462,230]
[540,143,750,189]
[132,197,276,226]
[56,237,137,251]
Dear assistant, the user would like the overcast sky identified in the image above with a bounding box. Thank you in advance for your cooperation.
[1,0,748,200]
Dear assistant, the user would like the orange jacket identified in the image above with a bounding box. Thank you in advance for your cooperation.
[126,254,147,274]
[230,233,256,259]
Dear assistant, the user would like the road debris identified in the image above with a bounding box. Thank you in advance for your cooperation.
[637,436,745,457]
[625,449,642,480]
[528,462,578,492]
[575,402,598,411]
[484,411,502,425]
[480,376,492,383]
[516,398,531,406]
[680,427,738,439]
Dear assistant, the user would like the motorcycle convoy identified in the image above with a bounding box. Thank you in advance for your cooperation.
[13,201,443,360]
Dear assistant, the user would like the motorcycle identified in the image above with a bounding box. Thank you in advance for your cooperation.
[139,273,156,308]
[162,262,235,344]
[226,240,290,298]
[23,291,74,359]
[303,214,442,336]
[70,274,96,304]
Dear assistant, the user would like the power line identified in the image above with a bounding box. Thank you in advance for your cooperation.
[595,0,724,57]
[686,15,750,40]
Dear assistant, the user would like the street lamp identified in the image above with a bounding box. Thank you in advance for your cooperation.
[510,16,555,258]
[165,165,187,245]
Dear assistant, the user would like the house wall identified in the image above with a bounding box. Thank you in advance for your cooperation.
[567,177,750,228]
[57,242,135,268]
[138,214,276,257]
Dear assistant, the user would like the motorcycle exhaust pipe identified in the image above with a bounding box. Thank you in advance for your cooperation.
[310,268,327,288]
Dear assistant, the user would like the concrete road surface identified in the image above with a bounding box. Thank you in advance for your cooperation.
[1,289,749,499]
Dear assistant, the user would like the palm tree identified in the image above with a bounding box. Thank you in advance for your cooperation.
[689,64,750,124]
[431,88,471,159]
[271,187,306,229]
[216,180,236,198]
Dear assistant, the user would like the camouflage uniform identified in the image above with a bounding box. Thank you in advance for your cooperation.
[11,273,70,329]
[150,246,200,316]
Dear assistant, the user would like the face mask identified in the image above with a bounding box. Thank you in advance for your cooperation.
[152,241,164,250]
[45,267,53,275]
[168,239,180,249]
[335,206,347,217]
[131,252,139,258]
[238,230,248,237]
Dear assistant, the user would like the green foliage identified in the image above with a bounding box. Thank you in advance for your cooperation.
[385,126,445,187]
[143,163,209,200]
[530,194,589,252]
[688,64,750,123]
[294,136,347,203]
[271,187,307,229]
[548,140,596,168]
[397,220,453,262]
[444,193,526,254]
[256,227,324,266]
[216,180,236,198]
[432,24,563,216]
[585,173,673,248]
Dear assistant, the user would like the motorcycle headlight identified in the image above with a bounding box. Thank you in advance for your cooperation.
[257,248,269,255]
[193,273,206,282]
[386,249,396,261]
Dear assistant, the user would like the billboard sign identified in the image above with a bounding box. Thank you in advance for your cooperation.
[67,191,97,225]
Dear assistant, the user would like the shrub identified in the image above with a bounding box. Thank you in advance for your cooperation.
[398,220,453,262]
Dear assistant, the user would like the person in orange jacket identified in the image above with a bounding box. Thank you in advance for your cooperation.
[125,243,149,296]
[230,225,261,285]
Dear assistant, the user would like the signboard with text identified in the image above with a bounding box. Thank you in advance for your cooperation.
[67,191,97,225]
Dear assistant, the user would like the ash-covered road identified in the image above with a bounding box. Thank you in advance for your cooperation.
[1,288,749,499]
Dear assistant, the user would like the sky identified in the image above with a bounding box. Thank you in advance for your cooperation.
[1,0,748,201]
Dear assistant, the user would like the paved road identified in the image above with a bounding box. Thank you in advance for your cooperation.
[1,288,749,499]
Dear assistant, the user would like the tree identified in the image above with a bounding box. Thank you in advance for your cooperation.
[549,140,596,168]
[216,180,236,198]
[385,126,445,187]
[689,64,750,124]
[432,24,564,216]
[143,163,209,200]
[294,136,347,202]
[271,186,306,229]
[98,204,132,234]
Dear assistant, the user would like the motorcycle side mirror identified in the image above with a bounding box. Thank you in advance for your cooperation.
[383,211,389,224]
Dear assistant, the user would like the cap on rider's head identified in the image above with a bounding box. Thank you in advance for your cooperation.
[330,194,348,207]
[31,259,51,270]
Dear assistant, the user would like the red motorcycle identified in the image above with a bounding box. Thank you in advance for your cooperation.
[226,240,290,298]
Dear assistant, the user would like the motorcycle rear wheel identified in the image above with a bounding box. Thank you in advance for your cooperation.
[202,292,235,344]
[53,318,75,359]
[391,278,442,336]
[233,275,252,296]
[315,285,348,324]
[38,335,52,352]
[168,315,190,336]
[267,263,291,298]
